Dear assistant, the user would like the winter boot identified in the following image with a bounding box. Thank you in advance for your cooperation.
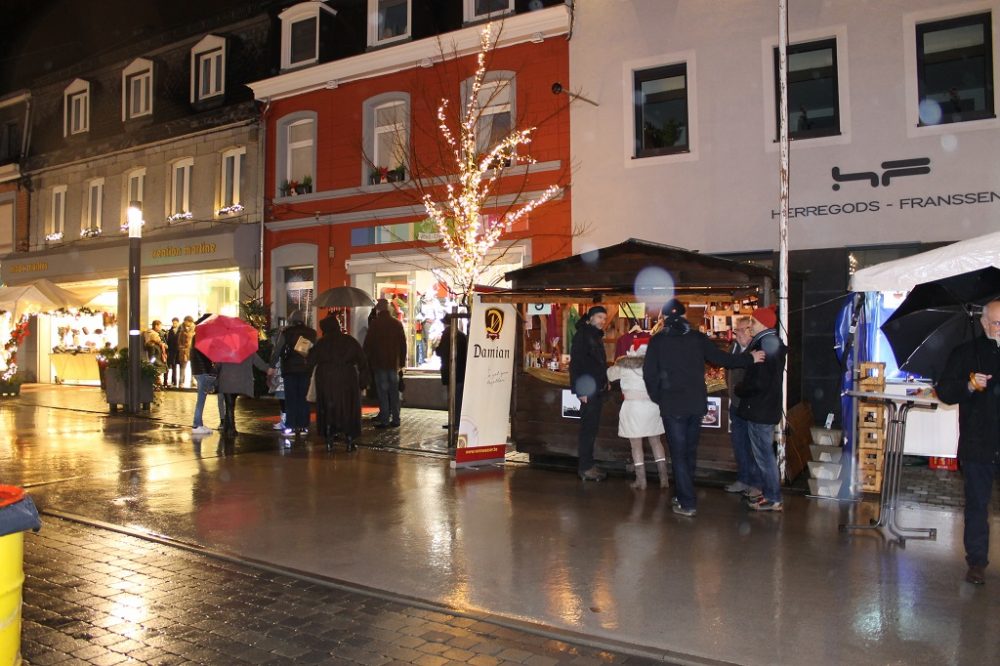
[631,462,647,490]
[655,458,669,489]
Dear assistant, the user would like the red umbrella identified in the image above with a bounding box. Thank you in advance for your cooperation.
[194,315,260,364]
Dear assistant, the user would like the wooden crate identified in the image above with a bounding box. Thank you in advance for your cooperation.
[858,426,886,449]
[859,448,885,472]
[860,468,884,493]
[858,361,886,392]
[859,402,885,429]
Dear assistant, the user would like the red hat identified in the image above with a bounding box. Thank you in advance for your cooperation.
[751,306,777,329]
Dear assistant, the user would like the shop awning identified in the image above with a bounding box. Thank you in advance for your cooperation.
[849,230,1000,293]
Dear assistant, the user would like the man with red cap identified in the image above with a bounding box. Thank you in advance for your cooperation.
[734,305,786,511]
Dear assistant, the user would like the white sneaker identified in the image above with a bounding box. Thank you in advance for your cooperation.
[272,421,286,430]
[281,427,295,436]
[192,426,213,435]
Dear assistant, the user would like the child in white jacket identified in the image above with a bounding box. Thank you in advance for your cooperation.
[607,344,669,489]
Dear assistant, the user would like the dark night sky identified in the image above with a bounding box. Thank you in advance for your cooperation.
[0,0,270,95]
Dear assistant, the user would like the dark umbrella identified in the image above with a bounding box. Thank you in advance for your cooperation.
[313,286,374,308]
[880,266,1000,379]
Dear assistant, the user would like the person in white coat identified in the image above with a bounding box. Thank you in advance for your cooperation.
[607,343,669,490]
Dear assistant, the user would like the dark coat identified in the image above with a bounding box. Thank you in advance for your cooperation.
[363,311,407,371]
[643,317,752,417]
[166,325,181,364]
[271,323,317,376]
[734,329,786,425]
[936,336,1000,463]
[189,335,213,376]
[217,352,269,397]
[436,326,468,386]
[309,329,369,439]
[569,319,608,398]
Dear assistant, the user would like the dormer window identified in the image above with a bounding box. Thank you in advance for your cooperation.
[64,79,90,136]
[191,35,226,102]
[122,58,153,120]
[464,0,514,23]
[280,2,337,70]
[369,0,410,47]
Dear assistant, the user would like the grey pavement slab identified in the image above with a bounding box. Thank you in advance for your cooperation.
[3,388,1000,665]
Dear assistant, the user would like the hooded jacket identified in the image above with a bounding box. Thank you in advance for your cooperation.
[643,315,753,417]
[734,328,786,425]
[936,336,1000,463]
[569,319,608,399]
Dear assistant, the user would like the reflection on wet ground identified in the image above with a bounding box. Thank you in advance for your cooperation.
[3,388,1000,665]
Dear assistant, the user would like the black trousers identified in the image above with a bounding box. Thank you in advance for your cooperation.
[222,393,238,434]
[577,394,604,472]
[963,459,1000,567]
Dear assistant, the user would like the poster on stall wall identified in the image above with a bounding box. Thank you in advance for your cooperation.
[453,294,516,468]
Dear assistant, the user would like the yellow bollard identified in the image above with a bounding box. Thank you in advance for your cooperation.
[0,531,22,666]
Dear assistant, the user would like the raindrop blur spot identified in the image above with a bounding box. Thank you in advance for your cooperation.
[634,266,675,310]
[574,375,596,398]
[918,99,942,126]
[581,247,600,266]
[940,134,958,152]
[760,336,781,355]
[813,387,825,400]
[738,521,751,536]
[220,470,231,483]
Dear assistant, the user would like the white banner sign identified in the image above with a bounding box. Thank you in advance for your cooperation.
[455,294,516,466]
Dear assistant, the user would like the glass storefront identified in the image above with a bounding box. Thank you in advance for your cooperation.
[146,269,241,322]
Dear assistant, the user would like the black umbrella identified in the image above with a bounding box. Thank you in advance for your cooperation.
[313,286,375,308]
[880,266,1000,379]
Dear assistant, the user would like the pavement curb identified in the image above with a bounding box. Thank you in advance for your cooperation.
[40,509,739,666]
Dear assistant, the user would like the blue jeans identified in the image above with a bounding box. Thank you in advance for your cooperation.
[730,412,762,488]
[374,369,400,424]
[746,420,782,503]
[193,374,223,428]
[962,459,1000,567]
[663,415,704,510]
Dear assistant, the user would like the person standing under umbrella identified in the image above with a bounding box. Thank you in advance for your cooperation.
[189,314,222,435]
[936,299,1000,585]
[309,315,368,451]
[270,310,316,436]
[216,351,272,437]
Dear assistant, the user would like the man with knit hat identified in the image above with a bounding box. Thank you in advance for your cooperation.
[643,299,764,516]
[570,305,610,481]
[734,305,787,512]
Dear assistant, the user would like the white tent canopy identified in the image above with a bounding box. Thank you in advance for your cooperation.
[0,278,92,321]
[850,230,1000,293]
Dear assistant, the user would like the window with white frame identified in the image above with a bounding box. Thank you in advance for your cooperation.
[373,100,408,176]
[84,179,104,234]
[191,35,226,102]
[49,186,66,239]
[170,158,194,217]
[122,58,153,120]
[64,79,90,136]
[369,0,410,46]
[916,12,994,125]
[280,2,336,70]
[125,168,145,210]
[220,147,246,210]
[464,0,513,23]
[474,77,514,155]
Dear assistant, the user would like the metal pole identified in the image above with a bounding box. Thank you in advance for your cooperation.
[447,305,458,449]
[777,0,791,480]
[127,203,143,414]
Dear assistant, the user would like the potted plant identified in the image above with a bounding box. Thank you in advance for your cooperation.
[388,165,406,182]
[103,347,157,411]
[279,180,292,197]
[0,373,22,397]
[288,179,301,196]
[300,175,313,194]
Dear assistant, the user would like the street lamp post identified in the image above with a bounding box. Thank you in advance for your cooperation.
[126,202,143,414]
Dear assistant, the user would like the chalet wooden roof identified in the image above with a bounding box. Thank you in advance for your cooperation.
[505,239,773,293]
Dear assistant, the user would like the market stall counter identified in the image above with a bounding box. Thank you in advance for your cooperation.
[483,239,784,473]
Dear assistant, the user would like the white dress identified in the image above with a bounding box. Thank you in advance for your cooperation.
[607,360,665,438]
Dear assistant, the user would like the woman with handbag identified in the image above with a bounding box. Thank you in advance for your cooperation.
[269,310,317,436]
[190,314,223,435]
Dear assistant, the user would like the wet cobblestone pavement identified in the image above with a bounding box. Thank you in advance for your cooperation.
[23,518,653,666]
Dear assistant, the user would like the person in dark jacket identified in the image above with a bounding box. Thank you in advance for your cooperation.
[217,351,272,438]
[570,305,610,482]
[735,306,786,512]
[725,316,761,495]
[309,315,369,451]
[936,299,1000,585]
[436,314,468,430]
[270,310,317,436]
[643,299,763,516]
[165,318,181,387]
[189,313,222,435]
[363,299,407,428]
